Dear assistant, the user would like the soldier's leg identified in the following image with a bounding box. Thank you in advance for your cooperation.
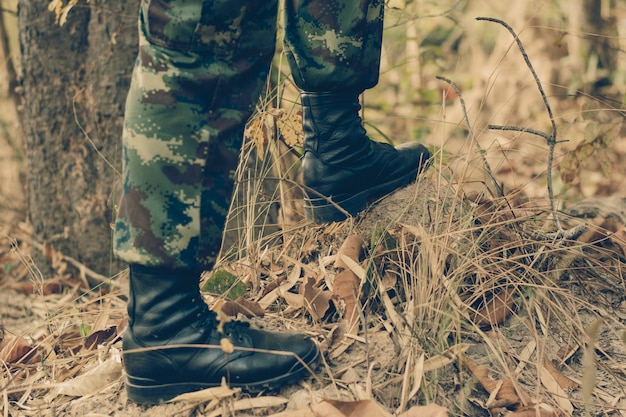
[114,0,318,405]
[284,0,432,222]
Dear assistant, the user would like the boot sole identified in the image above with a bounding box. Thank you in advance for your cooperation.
[125,348,320,405]
[304,162,429,223]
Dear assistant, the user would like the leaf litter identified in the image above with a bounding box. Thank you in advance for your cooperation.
[5,173,626,417]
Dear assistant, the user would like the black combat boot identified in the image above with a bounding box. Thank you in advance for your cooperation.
[301,92,432,223]
[122,264,320,405]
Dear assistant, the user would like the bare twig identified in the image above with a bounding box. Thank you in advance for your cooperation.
[485,125,553,142]
[436,75,503,197]
[476,16,562,232]
[531,222,586,241]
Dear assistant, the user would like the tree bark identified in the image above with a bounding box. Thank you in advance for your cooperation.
[18,0,139,275]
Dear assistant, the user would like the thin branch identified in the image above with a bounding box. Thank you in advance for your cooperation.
[436,75,503,197]
[476,17,557,140]
[476,16,562,232]
[486,125,552,142]
[531,223,586,241]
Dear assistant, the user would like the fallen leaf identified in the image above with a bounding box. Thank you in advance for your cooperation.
[245,112,274,159]
[48,357,122,398]
[221,296,265,318]
[333,269,361,331]
[169,384,239,403]
[332,235,365,332]
[259,265,302,310]
[471,287,516,327]
[508,406,559,417]
[0,336,39,364]
[542,360,578,390]
[208,396,289,417]
[201,269,247,300]
[582,318,601,416]
[399,403,449,417]
[423,344,471,372]
[261,276,286,297]
[609,224,626,256]
[83,326,118,350]
[300,275,333,321]
[539,362,574,415]
[9,277,63,295]
[281,291,305,313]
[269,398,390,417]
[334,235,363,270]
[273,107,303,148]
[464,357,531,409]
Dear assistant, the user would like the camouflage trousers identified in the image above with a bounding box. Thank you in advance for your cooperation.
[113,0,384,270]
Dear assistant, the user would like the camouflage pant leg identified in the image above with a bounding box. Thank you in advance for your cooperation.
[283,0,384,92]
[113,0,278,270]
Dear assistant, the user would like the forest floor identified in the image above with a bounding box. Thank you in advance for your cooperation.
[3,3,626,417]
[3,110,626,417]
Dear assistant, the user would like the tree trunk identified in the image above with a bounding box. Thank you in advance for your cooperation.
[18,0,139,275]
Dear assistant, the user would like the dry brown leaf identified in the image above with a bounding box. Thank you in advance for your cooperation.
[48,357,122,398]
[423,343,472,372]
[539,362,574,416]
[328,321,358,359]
[471,287,516,327]
[268,398,388,417]
[221,296,265,318]
[332,235,364,332]
[319,399,389,417]
[323,399,388,416]
[464,357,531,409]
[261,276,286,297]
[582,318,601,415]
[9,277,64,295]
[281,291,304,313]
[333,269,360,330]
[543,360,578,390]
[83,326,118,350]
[398,403,449,417]
[269,398,400,417]
[245,113,274,159]
[575,217,626,255]
[169,384,238,403]
[300,275,333,321]
[273,107,303,148]
[0,336,39,364]
[258,265,302,310]
[610,226,626,256]
[207,396,289,417]
[508,407,559,417]
[334,235,363,270]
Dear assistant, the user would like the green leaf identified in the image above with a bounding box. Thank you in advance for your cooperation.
[80,323,91,338]
[201,270,247,300]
